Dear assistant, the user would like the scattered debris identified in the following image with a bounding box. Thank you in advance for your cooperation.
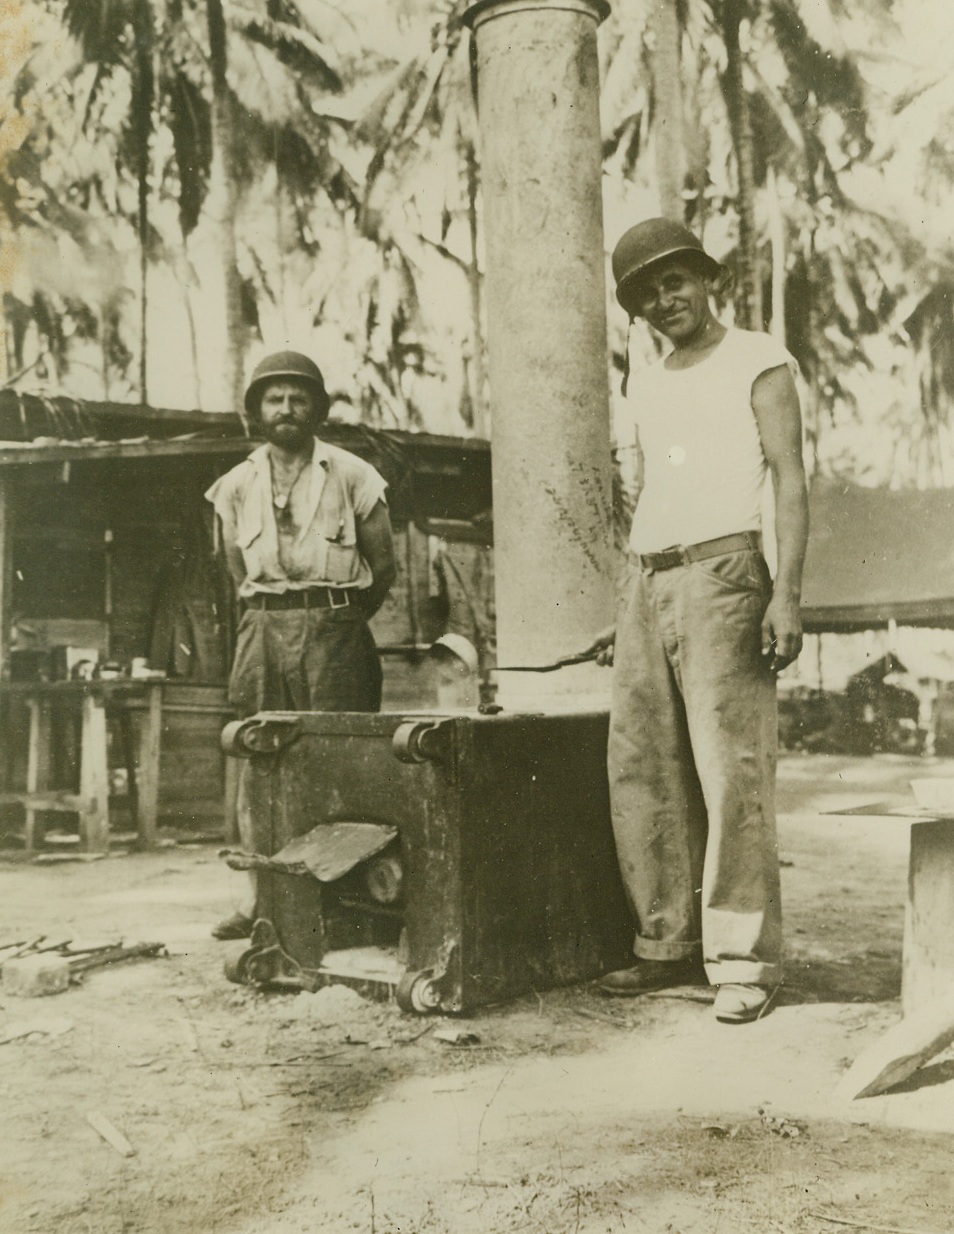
[701,1123,740,1139]
[758,1107,807,1139]
[3,953,71,998]
[449,1175,512,1188]
[433,1027,481,1046]
[0,935,58,961]
[0,1017,74,1045]
[835,990,954,1100]
[177,1017,201,1054]
[86,1112,135,1158]
[0,937,165,996]
[277,984,374,1027]
[809,1210,946,1234]
[68,941,166,978]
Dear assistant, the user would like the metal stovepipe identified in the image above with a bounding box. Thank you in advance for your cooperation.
[464,0,615,710]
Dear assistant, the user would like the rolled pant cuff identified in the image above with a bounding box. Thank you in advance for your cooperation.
[704,961,781,987]
[633,938,701,962]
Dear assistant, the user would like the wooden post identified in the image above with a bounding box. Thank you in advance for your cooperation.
[903,819,954,1015]
[24,697,52,852]
[79,692,110,852]
[135,682,162,848]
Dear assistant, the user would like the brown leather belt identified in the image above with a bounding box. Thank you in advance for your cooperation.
[247,587,353,611]
[637,530,761,573]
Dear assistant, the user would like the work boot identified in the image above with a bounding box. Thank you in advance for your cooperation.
[211,911,253,941]
[713,983,778,1024]
[598,956,705,997]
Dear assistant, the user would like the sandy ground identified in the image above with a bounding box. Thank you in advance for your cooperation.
[2,753,954,1234]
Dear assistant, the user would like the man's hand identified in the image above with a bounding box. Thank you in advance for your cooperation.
[582,625,617,668]
[761,595,802,674]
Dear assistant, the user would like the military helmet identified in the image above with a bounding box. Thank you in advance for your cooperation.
[611,218,721,316]
[243,350,330,420]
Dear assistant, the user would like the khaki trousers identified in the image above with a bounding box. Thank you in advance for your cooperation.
[228,604,382,716]
[229,603,381,917]
[608,548,782,987]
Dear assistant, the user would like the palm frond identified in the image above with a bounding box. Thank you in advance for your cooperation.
[229,12,342,93]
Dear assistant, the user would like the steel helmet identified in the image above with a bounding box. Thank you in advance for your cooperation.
[611,218,721,316]
[243,350,330,420]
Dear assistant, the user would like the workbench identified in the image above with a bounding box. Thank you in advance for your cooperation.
[0,678,164,852]
[832,799,954,1015]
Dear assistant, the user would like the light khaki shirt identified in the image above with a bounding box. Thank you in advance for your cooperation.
[205,439,387,598]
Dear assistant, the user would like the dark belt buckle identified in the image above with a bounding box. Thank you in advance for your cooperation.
[328,589,350,610]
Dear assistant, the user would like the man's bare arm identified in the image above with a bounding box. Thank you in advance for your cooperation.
[215,512,247,594]
[355,500,397,618]
[752,364,809,673]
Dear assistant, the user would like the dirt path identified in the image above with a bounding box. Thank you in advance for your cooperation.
[2,754,953,1234]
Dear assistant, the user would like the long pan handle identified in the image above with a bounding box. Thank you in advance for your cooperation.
[495,650,599,672]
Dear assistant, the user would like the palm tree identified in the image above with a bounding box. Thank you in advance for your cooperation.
[352,2,489,434]
[9,0,346,411]
[60,0,160,401]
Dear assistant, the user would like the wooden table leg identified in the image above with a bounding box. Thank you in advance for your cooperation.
[135,683,162,849]
[79,693,109,853]
[902,819,954,1015]
[25,697,52,852]
[222,753,241,845]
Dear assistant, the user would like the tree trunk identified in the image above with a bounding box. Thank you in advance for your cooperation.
[203,0,245,415]
[721,0,762,330]
[766,165,786,341]
[130,2,154,404]
[648,0,684,219]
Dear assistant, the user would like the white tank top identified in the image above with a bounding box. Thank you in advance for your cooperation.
[627,327,798,554]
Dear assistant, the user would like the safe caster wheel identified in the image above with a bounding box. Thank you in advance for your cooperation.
[396,969,442,1014]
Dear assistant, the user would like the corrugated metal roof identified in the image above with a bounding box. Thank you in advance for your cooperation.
[802,479,954,631]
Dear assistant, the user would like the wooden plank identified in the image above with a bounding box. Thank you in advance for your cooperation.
[86,1112,135,1158]
[835,989,954,1100]
[0,439,254,466]
[78,693,110,853]
[0,791,84,811]
[903,819,954,1015]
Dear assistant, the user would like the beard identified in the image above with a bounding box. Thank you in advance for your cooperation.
[263,418,313,451]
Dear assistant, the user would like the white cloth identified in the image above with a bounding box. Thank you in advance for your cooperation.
[205,438,387,598]
[627,327,799,554]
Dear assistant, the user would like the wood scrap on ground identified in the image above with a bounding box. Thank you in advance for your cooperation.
[811,1209,947,1234]
[835,989,954,1100]
[67,942,165,976]
[86,1112,135,1158]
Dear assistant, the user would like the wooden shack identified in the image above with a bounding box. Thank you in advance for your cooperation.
[0,392,492,849]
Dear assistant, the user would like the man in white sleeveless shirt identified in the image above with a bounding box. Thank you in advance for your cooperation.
[590,219,809,1023]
